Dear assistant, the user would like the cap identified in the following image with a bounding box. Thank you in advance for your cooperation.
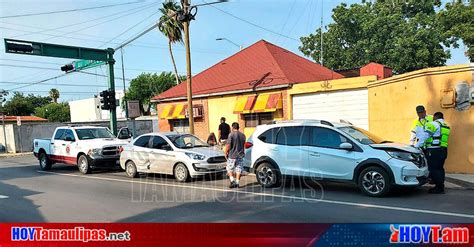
[416,105,425,113]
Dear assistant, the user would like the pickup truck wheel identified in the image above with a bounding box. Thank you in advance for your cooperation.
[125,161,138,178]
[174,163,189,182]
[38,153,52,171]
[77,155,91,174]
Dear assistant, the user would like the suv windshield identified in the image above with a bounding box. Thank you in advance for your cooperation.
[338,126,386,145]
[76,128,115,140]
[168,134,209,149]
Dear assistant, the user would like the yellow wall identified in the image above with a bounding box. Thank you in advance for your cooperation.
[287,76,377,119]
[368,64,474,174]
[207,96,240,137]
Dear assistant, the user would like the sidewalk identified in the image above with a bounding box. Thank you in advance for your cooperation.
[0,152,33,158]
[445,173,474,189]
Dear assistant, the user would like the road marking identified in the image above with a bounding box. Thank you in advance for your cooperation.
[0,195,9,199]
[38,170,474,219]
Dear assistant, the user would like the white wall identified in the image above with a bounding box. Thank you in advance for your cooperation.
[69,91,126,122]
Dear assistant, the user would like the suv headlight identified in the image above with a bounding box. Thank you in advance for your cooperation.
[88,148,102,156]
[386,151,416,162]
[185,152,206,160]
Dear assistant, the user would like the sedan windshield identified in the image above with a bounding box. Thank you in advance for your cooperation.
[76,128,115,140]
[168,134,209,149]
[338,126,386,145]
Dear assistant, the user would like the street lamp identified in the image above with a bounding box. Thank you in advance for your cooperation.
[216,38,242,50]
[177,0,228,134]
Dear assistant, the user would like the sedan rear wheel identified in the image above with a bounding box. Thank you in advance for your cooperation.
[125,161,138,178]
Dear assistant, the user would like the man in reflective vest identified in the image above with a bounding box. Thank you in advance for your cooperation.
[410,105,433,148]
[424,112,450,194]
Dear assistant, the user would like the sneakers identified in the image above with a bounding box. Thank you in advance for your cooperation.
[228,181,239,188]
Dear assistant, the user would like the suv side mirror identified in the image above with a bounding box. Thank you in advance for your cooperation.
[339,142,353,150]
[118,128,131,139]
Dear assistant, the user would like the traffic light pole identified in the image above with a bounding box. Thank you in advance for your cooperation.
[4,39,119,135]
[106,48,118,136]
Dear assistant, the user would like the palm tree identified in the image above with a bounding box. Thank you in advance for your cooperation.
[158,0,184,85]
[49,88,60,103]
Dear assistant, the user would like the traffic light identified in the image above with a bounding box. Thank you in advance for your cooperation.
[99,90,110,110]
[99,90,116,110]
[60,64,74,72]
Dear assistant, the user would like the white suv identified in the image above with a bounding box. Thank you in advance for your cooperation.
[244,120,429,197]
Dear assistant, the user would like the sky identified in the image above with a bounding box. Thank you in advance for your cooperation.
[0,0,470,102]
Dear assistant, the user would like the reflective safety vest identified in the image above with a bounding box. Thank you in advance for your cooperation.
[425,120,450,148]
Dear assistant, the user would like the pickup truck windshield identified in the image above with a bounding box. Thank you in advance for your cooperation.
[76,128,115,140]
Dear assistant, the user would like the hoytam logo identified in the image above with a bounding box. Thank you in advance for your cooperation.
[11,226,131,242]
[390,224,469,244]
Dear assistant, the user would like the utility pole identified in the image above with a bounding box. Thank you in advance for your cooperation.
[182,0,194,134]
[106,48,118,135]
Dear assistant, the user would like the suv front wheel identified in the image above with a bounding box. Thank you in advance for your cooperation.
[358,166,391,197]
[256,162,281,188]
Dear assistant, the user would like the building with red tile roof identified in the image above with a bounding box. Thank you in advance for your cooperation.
[153,40,343,101]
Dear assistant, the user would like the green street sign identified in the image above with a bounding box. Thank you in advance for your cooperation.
[73,60,105,70]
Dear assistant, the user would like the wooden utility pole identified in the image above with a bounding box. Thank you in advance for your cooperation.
[182,0,194,134]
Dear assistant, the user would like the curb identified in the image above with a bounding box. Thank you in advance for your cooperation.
[445,177,474,190]
[0,152,33,159]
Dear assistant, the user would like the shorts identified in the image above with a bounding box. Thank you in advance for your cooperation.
[226,158,243,174]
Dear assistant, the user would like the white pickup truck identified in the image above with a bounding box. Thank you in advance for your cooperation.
[33,126,132,174]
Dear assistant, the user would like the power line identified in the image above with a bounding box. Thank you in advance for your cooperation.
[41,3,160,43]
[0,81,112,88]
[0,1,142,19]
[8,2,155,39]
[0,59,182,73]
[207,4,299,42]
[100,10,161,48]
[3,21,229,54]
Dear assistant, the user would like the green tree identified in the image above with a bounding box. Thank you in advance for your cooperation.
[0,92,51,116]
[0,90,8,107]
[123,72,180,115]
[438,0,473,61]
[299,1,450,74]
[158,0,184,85]
[35,103,70,122]
[49,88,60,103]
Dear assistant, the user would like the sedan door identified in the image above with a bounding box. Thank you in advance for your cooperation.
[270,126,310,177]
[148,135,176,175]
[130,135,152,171]
[307,127,361,180]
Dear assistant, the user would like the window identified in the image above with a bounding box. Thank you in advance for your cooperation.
[134,136,151,148]
[54,129,65,140]
[151,136,169,150]
[168,134,208,149]
[244,112,273,127]
[275,127,309,146]
[258,127,280,144]
[76,128,115,140]
[310,127,348,149]
[63,129,75,141]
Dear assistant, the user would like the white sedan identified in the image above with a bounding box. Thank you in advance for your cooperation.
[120,132,227,182]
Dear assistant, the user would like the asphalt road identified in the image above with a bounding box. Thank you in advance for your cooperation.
[1,155,473,222]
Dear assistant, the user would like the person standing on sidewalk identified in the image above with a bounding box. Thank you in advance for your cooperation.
[218,117,231,146]
[423,112,451,194]
[410,105,433,148]
[225,122,246,188]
